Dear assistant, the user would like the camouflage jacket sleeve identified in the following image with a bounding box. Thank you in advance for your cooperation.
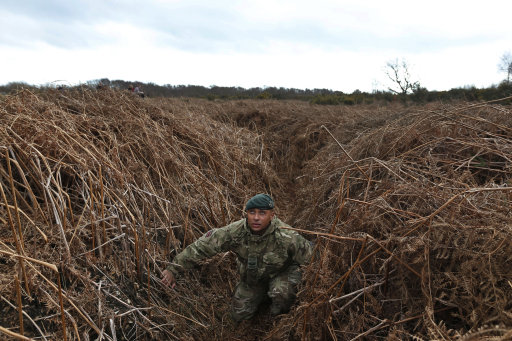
[278,227,314,266]
[166,221,239,278]
[288,231,314,266]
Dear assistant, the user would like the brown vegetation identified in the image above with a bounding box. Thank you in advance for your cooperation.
[0,87,511,340]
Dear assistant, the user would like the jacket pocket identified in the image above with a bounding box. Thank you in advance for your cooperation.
[262,251,288,277]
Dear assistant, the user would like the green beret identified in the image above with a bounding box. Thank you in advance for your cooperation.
[245,194,274,211]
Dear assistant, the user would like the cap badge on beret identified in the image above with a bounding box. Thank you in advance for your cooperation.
[245,193,274,210]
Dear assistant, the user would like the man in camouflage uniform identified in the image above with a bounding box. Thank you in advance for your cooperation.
[161,193,313,322]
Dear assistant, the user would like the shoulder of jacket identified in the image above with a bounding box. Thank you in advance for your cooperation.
[276,223,311,244]
[220,218,247,238]
[275,220,301,241]
[276,227,300,239]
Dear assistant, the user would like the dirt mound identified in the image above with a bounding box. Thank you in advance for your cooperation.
[282,101,512,340]
[0,88,279,340]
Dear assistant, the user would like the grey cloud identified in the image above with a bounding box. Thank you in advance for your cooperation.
[1,0,245,50]
[1,0,497,55]
[1,0,114,23]
[1,0,116,48]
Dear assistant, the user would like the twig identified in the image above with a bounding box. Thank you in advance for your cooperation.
[40,289,82,341]
[76,233,126,257]
[0,202,48,242]
[279,226,365,242]
[346,198,421,219]
[332,291,364,316]
[101,290,164,331]
[56,273,68,341]
[153,305,208,329]
[89,173,97,252]
[6,149,27,259]
[451,95,512,112]
[369,157,407,181]
[98,280,103,327]
[367,235,421,279]
[303,237,371,318]
[403,186,512,238]
[3,142,47,226]
[349,319,391,341]
[0,241,100,335]
[128,183,172,204]
[329,281,385,305]
[109,318,117,341]
[367,307,455,336]
[0,326,32,341]
[115,307,152,318]
[44,175,71,261]
[321,125,370,182]
[0,183,30,290]
[99,166,107,256]
[1,296,48,341]
[0,244,58,272]
[15,275,24,335]
[329,170,348,234]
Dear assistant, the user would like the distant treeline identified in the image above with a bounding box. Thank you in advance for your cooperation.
[1,78,511,104]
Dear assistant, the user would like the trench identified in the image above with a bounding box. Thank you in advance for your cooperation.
[3,90,510,340]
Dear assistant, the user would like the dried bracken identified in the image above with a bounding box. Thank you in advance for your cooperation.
[287,100,512,340]
[0,87,278,340]
[0,88,511,340]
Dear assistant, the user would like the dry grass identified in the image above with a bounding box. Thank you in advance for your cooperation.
[284,100,512,340]
[0,87,278,340]
[0,88,511,340]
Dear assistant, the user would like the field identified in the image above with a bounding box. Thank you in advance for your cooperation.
[0,87,511,340]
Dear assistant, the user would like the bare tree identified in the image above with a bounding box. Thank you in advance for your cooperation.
[385,58,419,101]
[498,51,512,84]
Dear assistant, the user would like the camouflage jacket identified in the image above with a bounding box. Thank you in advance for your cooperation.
[166,217,313,284]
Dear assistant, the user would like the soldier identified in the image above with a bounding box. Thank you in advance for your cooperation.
[161,193,313,322]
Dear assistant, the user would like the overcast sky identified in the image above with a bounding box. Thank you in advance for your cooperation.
[1,0,511,92]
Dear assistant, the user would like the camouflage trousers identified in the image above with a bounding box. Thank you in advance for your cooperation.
[231,265,302,322]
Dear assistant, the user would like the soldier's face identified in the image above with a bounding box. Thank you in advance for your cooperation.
[246,208,274,234]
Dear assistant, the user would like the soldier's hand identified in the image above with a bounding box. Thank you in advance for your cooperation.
[161,269,176,288]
